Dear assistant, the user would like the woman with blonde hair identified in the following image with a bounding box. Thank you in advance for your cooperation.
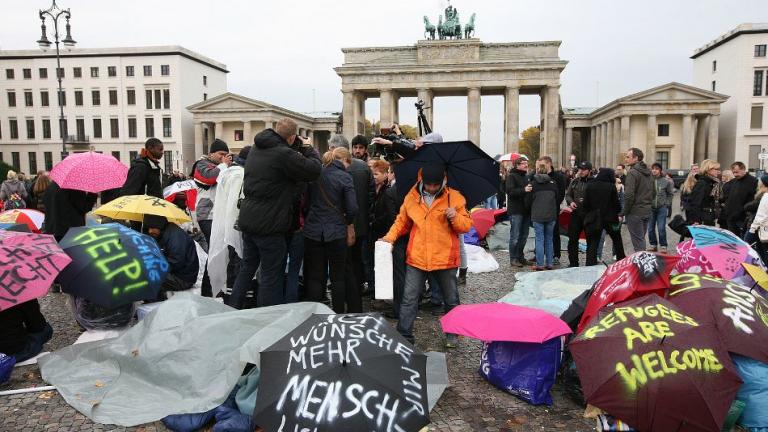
[0,170,28,210]
[303,145,359,313]
[687,159,722,226]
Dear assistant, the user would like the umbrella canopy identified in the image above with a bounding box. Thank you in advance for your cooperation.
[95,195,191,225]
[469,208,506,239]
[675,226,765,280]
[497,152,527,162]
[162,179,195,199]
[0,231,72,311]
[741,263,768,297]
[577,252,680,333]
[254,313,429,432]
[668,273,768,363]
[0,222,31,232]
[58,223,169,308]
[0,209,45,233]
[571,295,742,432]
[394,140,500,209]
[49,151,129,193]
[440,303,571,343]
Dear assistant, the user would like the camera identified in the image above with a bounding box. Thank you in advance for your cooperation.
[372,124,412,162]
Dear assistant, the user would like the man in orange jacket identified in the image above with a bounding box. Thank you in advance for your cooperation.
[382,163,472,347]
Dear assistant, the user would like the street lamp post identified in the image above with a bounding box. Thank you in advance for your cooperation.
[36,0,76,161]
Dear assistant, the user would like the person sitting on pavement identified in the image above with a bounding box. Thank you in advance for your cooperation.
[144,214,199,300]
[381,163,472,347]
[0,300,53,362]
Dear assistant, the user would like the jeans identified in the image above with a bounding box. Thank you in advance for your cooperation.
[587,223,626,266]
[648,207,669,248]
[567,210,585,267]
[198,219,213,297]
[398,265,459,343]
[459,234,467,269]
[508,213,530,262]
[625,214,650,253]
[484,196,498,209]
[392,237,408,319]
[305,237,352,313]
[227,234,288,309]
[285,232,304,303]
[533,220,556,267]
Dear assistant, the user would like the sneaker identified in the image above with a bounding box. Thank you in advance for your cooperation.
[510,259,523,268]
[659,246,668,254]
[647,246,658,252]
[531,265,545,271]
[519,258,532,266]
[445,334,458,348]
[545,265,553,270]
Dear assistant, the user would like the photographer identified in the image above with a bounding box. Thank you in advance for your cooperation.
[228,118,322,309]
[370,124,417,159]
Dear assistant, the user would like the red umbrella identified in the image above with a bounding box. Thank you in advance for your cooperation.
[558,208,585,239]
[470,208,506,239]
[576,252,680,333]
[571,295,742,432]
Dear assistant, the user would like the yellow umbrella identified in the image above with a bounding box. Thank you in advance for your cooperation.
[94,195,191,225]
[742,263,768,291]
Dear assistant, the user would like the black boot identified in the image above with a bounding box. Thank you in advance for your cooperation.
[458,268,467,285]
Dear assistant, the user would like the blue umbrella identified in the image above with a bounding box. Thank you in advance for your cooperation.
[394,140,500,208]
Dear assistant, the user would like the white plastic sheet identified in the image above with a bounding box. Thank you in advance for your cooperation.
[465,244,499,273]
[375,240,394,300]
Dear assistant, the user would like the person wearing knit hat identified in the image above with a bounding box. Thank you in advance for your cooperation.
[144,214,199,300]
[191,138,233,297]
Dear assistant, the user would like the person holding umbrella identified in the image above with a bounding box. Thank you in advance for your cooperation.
[382,163,472,347]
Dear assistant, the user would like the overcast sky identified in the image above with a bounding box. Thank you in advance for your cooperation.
[1,0,766,156]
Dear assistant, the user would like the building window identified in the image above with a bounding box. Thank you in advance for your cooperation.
[93,118,102,138]
[162,117,172,138]
[90,67,99,78]
[73,67,82,78]
[712,81,716,92]
[39,68,47,79]
[22,68,31,79]
[145,117,154,137]
[203,75,207,86]
[163,89,170,109]
[161,65,170,76]
[5,69,14,79]
[24,91,33,107]
[658,124,670,137]
[756,45,767,57]
[42,119,51,139]
[44,152,53,171]
[127,89,135,105]
[7,91,16,107]
[145,89,152,109]
[129,150,138,161]
[143,65,152,76]
[108,66,117,77]
[755,70,764,96]
[60,119,68,138]
[11,152,20,171]
[74,90,83,106]
[26,119,35,139]
[40,90,49,107]
[57,90,66,106]
[111,151,121,161]
[76,118,85,138]
[126,66,134,77]
[56,67,64,78]
[109,89,118,105]
[110,118,119,138]
[154,89,161,109]
[751,105,764,129]
[657,151,669,170]
[92,90,100,106]
[234,130,243,141]
[203,93,207,101]
[128,118,137,138]
[9,120,18,139]
[164,150,173,173]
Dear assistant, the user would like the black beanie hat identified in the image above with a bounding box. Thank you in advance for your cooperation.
[238,145,252,161]
[144,214,168,230]
[210,139,229,154]
[421,164,446,185]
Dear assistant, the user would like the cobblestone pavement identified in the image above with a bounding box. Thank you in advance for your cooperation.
[1,221,678,432]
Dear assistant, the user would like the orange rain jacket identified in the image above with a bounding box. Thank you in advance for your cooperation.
[383,182,473,271]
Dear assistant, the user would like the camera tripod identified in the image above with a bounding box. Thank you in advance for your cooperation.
[416,99,432,136]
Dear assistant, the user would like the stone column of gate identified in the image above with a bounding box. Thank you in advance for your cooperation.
[620,116,631,159]
[646,114,657,165]
[354,93,366,136]
[682,114,694,169]
[342,90,356,140]
[602,122,609,168]
[380,89,394,129]
[606,120,614,168]
[417,88,434,130]
[467,87,481,146]
[544,85,561,166]
[504,86,520,153]
[194,122,204,159]
[243,120,252,146]
[590,126,597,164]
[214,121,224,141]
[707,114,719,160]
[564,127,573,165]
[694,116,708,163]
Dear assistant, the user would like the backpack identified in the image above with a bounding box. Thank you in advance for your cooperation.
[3,193,25,210]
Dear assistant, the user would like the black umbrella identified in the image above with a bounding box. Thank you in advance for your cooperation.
[394,140,500,208]
[253,313,430,432]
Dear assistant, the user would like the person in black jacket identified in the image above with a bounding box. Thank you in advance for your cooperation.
[304,147,359,313]
[144,214,199,300]
[565,161,592,267]
[722,161,758,237]
[687,159,723,226]
[525,161,559,270]
[538,156,566,265]
[582,168,626,266]
[42,181,97,241]
[121,138,164,198]
[505,156,531,267]
[229,118,322,309]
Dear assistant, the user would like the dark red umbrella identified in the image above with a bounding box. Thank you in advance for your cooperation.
[576,252,680,333]
[668,273,768,363]
[571,295,742,432]
[470,208,507,239]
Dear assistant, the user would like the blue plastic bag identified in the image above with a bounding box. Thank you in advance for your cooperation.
[479,337,563,405]
[0,353,15,384]
[732,354,768,430]
[463,227,480,246]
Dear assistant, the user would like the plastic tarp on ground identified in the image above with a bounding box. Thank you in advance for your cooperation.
[498,265,605,317]
[38,294,334,427]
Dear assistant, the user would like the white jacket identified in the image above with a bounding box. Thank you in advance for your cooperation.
[207,165,244,296]
[750,193,768,233]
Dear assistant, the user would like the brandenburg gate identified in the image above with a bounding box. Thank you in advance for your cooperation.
[335,38,568,164]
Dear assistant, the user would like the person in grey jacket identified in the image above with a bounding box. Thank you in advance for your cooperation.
[648,163,674,253]
[0,170,28,208]
[525,161,558,270]
[621,148,654,252]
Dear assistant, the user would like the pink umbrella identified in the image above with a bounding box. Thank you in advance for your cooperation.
[440,303,572,343]
[0,231,72,311]
[674,225,765,279]
[50,151,129,193]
